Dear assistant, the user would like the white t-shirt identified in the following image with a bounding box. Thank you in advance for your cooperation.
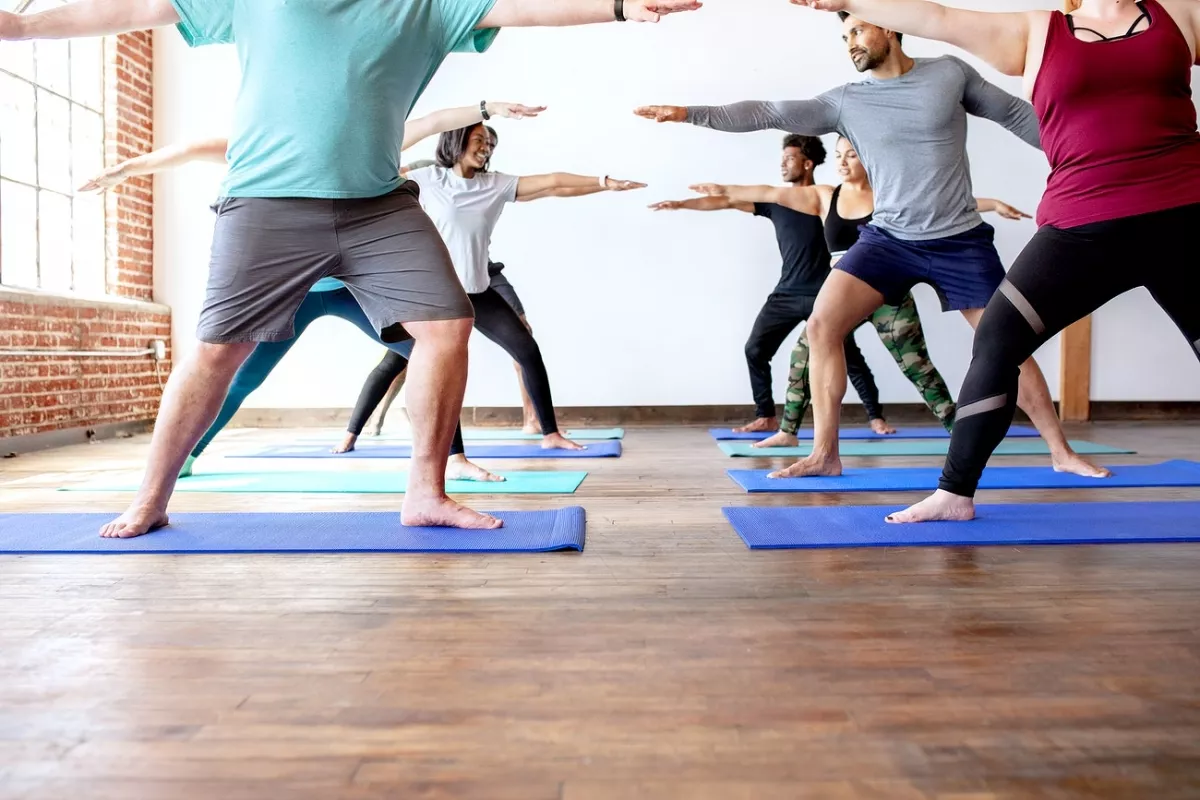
[406,166,520,294]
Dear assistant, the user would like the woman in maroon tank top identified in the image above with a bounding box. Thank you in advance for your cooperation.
[791,0,1200,523]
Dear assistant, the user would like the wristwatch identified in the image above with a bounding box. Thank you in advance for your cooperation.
[480,100,491,120]
[615,0,626,22]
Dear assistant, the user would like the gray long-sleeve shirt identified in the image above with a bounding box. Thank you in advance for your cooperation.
[687,56,1041,241]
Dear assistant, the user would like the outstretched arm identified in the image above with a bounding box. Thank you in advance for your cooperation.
[648,196,755,213]
[79,138,228,191]
[0,0,179,39]
[401,102,546,151]
[635,91,842,136]
[975,197,1031,220]
[691,183,824,216]
[956,59,1042,150]
[787,0,1035,77]
[515,173,646,201]
[479,0,700,28]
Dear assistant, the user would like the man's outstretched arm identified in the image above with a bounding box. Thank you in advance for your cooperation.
[0,0,179,40]
[635,92,842,136]
[478,0,701,28]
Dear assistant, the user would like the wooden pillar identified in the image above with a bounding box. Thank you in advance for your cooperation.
[1059,316,1092,422]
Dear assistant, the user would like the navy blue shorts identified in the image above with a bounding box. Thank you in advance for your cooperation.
[835,222,1006,312]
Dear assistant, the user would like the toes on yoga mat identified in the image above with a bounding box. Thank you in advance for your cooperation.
[709,425,1040,441]
[0,507,587,553]
[723,502,1200,549]
[727,460,1200,493]
[61,470,589,494]
[717,439,1132,457]
[235,441,622,459]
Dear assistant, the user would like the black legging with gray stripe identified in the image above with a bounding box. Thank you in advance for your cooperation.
[939,203,1200,496]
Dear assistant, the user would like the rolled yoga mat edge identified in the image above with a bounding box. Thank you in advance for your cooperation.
[727,460,1200,493]
[0,507,588,554]
[723,502,1200,550]
[709,425,1040,441]
[717,439,1133,457]
[60,470,590,495]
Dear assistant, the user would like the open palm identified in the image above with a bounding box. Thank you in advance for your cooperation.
[788,0,850,11]
[626,0,704,22]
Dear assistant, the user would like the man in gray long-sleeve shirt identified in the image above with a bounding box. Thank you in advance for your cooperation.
[635,12,1106,481]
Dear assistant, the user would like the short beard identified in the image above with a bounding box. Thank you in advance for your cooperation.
[853,43,889,72]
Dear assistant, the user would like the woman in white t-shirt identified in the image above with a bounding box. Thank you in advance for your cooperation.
[364,121,645,450]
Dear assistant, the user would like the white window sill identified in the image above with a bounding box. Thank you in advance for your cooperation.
[0,285,170,315]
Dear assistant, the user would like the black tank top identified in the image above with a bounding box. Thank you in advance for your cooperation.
[824,184,873,255]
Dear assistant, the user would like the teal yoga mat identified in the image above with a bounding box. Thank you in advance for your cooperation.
[61,470,588,494]
[717,439,1133,457]
[303,427,625,442]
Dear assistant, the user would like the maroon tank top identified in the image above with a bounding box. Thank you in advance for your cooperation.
[1033,0,1200,228]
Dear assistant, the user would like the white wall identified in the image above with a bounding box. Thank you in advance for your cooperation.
[153,0,1200,410]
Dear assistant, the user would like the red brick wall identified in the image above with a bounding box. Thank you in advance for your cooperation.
[0,31,170,441]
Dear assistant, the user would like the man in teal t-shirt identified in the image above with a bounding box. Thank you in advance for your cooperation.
[1,0,701,539]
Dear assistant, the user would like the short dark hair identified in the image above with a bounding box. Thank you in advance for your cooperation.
[435,123,496,171]
[837,11,903,43]
[782,134,827,166]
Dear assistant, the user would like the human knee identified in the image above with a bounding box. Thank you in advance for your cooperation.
[193,341,255,375]
[805,312,846,350]
[407,317,473,350]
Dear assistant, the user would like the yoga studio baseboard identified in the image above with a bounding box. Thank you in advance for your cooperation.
[0,419,153,457]
[226,402,1200,429]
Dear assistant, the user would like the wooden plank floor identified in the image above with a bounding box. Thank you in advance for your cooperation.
[2,422,1200,799]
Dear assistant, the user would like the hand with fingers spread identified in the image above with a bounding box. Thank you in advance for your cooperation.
[688,182,728,197]
[648,200,685,211]
[78,164,131,193]
[633,105,688,123]
[489,102,548,120]
[786,0,849,12]
[625,0,704,22]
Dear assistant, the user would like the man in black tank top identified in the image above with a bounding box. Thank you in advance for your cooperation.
[650,135,884,432]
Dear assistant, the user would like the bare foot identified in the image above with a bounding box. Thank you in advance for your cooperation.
[542,432,585,451]
[401,495,502,529]
[768,452,843,479]
[752,431,800,449]
[734,417,778,434]
[870,418,897,435]
[521,419,541,435]
[99,504,170,539]
[331,433,358,454]
[370,425,384,437]
[886,489,976,524]
[445,455,506,483]
[1051,450,1112,479]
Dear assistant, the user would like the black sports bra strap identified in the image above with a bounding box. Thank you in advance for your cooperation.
[830,184,843,217]
[1066,1,1150,40]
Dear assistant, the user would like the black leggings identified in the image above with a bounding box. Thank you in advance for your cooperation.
[940,203,1200,497]
[745,292,884,420]
[346,287,560,441]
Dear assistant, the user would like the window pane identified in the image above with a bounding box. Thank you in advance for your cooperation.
[72,105,103,192]
[36,89,72,193]
[0,39,35,80]
[72,192,105,295]
[70,38,104,111]
[1,179,39,289]
[34,38,70,96]
[38,190,73,292]
[0,73,37,185]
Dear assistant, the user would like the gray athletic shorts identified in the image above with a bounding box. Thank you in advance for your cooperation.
[486,261,526,317]
[198,183,473,344]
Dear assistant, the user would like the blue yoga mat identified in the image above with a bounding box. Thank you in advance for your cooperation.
[727,460,1200,493]
[718,439,1131,457]
[0,507,586,554]
[723,502,1200,550]
[61,470,588,495]
[710,425,1040,441]
[234,441,622,459]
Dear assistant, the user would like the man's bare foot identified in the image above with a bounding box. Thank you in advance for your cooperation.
[870,418,897,435]
[445,455,505,483]
[752,431,800,449]
[401,495,502,529]
[768,453,843,479]
[521,419,541,435]
[1051,450,1112,479]
[331,433,358,454]
[542,432,585,450]
[886,489,976,524]
[734,417,778,434]
[99,504,170,538]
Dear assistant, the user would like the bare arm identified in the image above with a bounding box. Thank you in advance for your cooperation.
[478,0,700,28]
[79,138,228,191]
[790,0,1033,77]
[975,197,1031,220]
[691,183,824,216]
[635,92,842,136]
[648,196,755,213]
[0,0,179,39]
[515,173,645,201]
[400,102,546,151]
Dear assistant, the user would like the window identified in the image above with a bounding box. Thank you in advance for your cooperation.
[0,0,107,295]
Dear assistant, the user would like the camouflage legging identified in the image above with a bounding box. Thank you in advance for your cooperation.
[781,292,956,435]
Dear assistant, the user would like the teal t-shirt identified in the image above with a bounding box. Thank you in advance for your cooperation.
[310,278,344,292]
[170,0,500,199]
